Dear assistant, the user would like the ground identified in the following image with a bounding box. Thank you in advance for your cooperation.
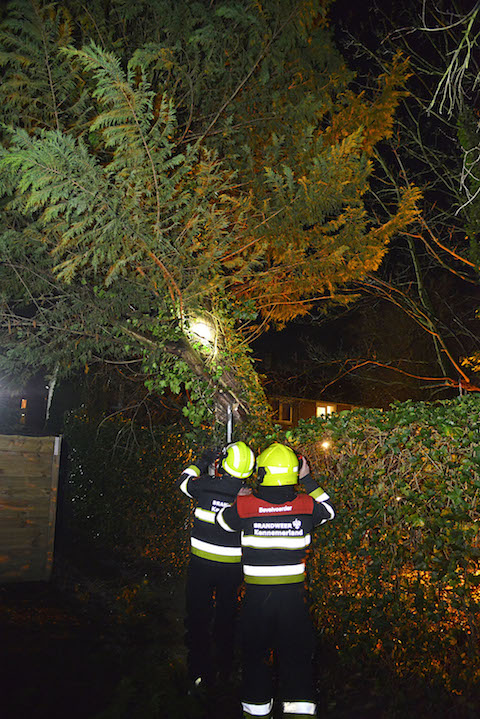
[1,581,119,719]
[1,545,479,719]
[0,547,243,719]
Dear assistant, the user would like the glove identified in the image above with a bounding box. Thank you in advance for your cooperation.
[298,454,310,479]
[199,448,219,466]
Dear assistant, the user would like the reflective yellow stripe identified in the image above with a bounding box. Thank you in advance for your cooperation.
[194,507,216,524]
[191,546,242,563]
[185,465,200,477]
[242,535,311,550]
[245,573,304,585]
[310,487,328,501]
[191,537,241,557]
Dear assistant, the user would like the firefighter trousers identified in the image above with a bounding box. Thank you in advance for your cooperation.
[184,554,242,684]
[241,583,316,718]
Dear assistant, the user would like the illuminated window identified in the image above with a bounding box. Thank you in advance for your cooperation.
[316,403,335,417]
[21,398,27,409]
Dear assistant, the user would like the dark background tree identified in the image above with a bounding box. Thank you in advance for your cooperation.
[298,0,480,403]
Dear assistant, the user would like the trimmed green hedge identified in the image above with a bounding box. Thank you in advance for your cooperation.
[281,396,480,696]
[64,397,480,699]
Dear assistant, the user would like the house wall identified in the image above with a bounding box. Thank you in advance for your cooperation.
[0,434,61,583]
[270,396,355,428]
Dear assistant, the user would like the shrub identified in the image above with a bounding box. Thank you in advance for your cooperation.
[63,410,194,572]
[284,396,480,698]
[63,397,480,702]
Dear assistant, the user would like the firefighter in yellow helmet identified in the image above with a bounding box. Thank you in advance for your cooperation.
[216,443,335,719]
[177,440,255,693]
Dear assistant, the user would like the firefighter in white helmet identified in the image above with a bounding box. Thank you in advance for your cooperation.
[216,442,335,719]
[177,440,255,693]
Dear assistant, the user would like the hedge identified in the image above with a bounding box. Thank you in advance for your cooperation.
[63,396,480,701]
[281,395,480,698]
[63,409,194,573]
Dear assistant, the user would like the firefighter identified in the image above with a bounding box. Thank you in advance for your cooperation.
[177,440,255,692]
[216,442,335,719]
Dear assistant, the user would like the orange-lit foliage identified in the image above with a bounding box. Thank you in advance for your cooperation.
[0,1,422,427]
[246,396,480,701]
[65,396,480,703]
[271,396,480,699]
[321,53,412,155]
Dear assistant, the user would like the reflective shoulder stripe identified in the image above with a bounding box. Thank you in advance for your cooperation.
[194,507,215,524]
[179,466,201,498]
[242,699,273,717]
[179,476,193,498]
[217,507,237,532]
[184,465,200,477]
[242,535,311,550]
[191,537,241,557]
[283,700,316,715]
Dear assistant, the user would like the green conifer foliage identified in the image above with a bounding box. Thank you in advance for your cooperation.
[0,0,420,426]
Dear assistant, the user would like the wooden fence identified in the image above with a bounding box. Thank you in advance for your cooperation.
[0,434,62,583]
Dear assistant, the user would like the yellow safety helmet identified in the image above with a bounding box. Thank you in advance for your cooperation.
[257,443,299,486]
[221,441,255,479]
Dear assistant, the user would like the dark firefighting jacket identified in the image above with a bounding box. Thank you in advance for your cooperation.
[177,459,244,564]
[216,475,334,584]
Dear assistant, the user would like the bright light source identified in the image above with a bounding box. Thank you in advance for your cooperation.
[190,319,215,345]
[321,440,331,450]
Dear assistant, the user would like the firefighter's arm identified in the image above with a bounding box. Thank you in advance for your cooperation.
[177,449,218,499]
[216,500,242,533]
[298,455,335,524]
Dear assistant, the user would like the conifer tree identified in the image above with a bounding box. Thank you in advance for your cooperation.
[0,0,420,426]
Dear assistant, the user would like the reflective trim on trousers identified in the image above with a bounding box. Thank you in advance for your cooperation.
[244,573,305,585]
[242,699,273,717]
[283,700,317,716]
